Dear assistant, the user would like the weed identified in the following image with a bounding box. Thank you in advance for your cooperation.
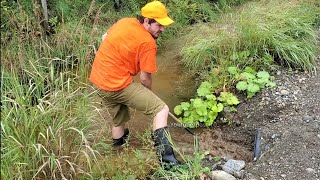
[151,136,210,179]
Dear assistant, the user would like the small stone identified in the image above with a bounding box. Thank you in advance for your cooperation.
[233,170,245,178]
[271,134,280,139]
[222,159,246,174]
[280,174,287,178]
[306,168,316,173]
[277,71,281,75]
[303,115,314,122]
[280,89,290,95]
[208,155,213,161]
[212,163,219,170]
[298,78,307,83]
[211,170,236,180]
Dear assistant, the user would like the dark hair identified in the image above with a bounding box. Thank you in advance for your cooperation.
[137,15,157,24]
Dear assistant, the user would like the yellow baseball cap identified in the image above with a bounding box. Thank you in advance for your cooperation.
[141,1,174,26]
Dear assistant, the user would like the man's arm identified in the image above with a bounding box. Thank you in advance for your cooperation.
[140,71,152,90]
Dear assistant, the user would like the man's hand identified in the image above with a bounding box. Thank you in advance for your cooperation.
[140,71,152,90]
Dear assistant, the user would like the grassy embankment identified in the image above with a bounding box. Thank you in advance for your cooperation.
[175,0,319,127]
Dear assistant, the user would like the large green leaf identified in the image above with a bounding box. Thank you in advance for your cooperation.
[192,98,203,108]
[217,103,224,112]
[236,81,248,91]
[257,71,270,79]
[174,105,183,115]
[196,106,207,116]
[205,94,216,100]
[226,96,240,105]
[244,66,256,75]
[227,66,239,75]
[180,102,191,110]
[240,72,256,80]
[197,81,213,96]
[247,83,260,93]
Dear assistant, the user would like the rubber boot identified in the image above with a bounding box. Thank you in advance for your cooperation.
[153,127,180,166]
[112,128,129,146]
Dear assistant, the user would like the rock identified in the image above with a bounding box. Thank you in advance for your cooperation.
[211,170,236,180]
[221,159,246,174]
[305,168,316,173]
[233,170,245,178]
[303,115,314,123]
[199,173,211,180]
[298,78,307,83]
[280,89,290,95]
[271,134,281,139]
[277,71,281,75]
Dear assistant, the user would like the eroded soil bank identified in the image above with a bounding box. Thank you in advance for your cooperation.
[196,59,320,179]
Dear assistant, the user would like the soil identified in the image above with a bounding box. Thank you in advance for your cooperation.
[195,59,320,179]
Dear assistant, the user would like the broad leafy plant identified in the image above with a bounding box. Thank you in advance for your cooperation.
[174,81,239,128]
[228,66,276,98]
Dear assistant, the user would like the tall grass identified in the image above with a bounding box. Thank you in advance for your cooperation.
[1,2,113,179]
[1,64,100,179]
[181,0,319,77]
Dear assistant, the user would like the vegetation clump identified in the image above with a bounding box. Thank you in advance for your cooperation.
[174,81,239,128]
[175,0,319,127]
[228,66,276,98]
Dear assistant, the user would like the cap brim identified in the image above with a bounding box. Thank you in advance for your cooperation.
[155,16,174,26]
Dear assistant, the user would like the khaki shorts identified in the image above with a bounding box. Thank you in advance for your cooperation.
[97,82,166,127]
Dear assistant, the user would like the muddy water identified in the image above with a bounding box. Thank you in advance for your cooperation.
[127,50,253,161]
[129,50,196,149]
[98,45,253,162]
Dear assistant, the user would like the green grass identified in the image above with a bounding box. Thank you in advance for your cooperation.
[180,0,319,83]
[1,66,98,179]
[151,136,210,180]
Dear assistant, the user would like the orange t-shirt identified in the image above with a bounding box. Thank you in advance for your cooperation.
[89,18,157,91]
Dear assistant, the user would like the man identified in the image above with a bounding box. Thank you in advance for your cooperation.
[89,1,180,166]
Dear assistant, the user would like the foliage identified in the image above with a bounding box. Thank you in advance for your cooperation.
[0,2,156,179]
[228,66,276,98]
[180,0,319,76]
[151,136,211,179]
[174,81,239,128]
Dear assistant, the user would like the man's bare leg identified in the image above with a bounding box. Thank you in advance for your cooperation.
[153,105,169,130]
[112,126,125,139]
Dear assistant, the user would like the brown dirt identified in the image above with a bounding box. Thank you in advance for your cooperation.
[193,59,320,179]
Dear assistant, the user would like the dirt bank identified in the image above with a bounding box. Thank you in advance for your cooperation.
[196,59,320,179]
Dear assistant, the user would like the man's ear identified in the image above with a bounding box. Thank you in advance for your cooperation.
[143,18,149,24]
